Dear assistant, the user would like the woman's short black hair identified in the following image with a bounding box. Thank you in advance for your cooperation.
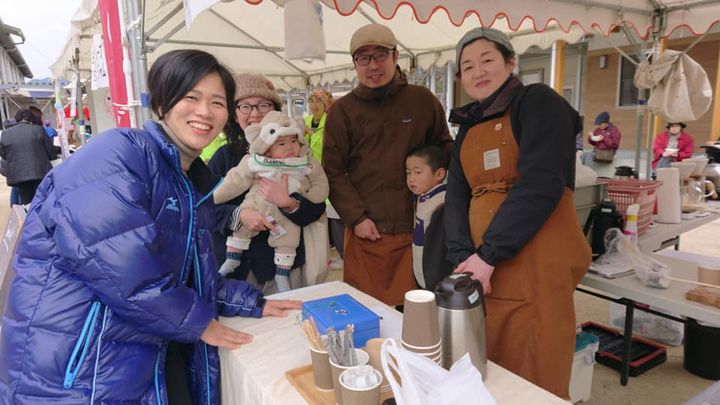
[148,49,236,123]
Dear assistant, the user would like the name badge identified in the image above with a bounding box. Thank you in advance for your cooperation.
[483,148,501,170]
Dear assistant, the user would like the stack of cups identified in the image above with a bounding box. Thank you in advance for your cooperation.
[328,348,369,405]
[401,290,442,365]
[364,338,393,400]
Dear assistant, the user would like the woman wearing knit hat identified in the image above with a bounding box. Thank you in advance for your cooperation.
[208,73,326,293]
[582,111,622,165]
[445,27,590,399]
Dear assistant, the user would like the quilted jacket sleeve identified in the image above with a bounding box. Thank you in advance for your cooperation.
[215,276,266,318]
[302,156,329,204]
[214,155,254,204]
[36,132,214,343]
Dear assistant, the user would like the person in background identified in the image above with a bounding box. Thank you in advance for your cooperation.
[323,23,453,306]
[653,122,695,169]
[208,73,326,293]
[0,119,19,205]
[406,144,452,290]
[445,27,590,398]
[200,130,227,162]
[0,109,56,204]
[0,49,300,404]
[43,119,58,140]
[305,89,345,267]
[575,115,584,161]
[582,111,621,166]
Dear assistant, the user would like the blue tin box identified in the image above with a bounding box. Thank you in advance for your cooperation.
[301,294,380,348]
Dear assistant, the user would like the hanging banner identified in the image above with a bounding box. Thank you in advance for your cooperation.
[184,0,220,30]
[99,0,131,127]
[91,34,110,91]
[53,79,70,160]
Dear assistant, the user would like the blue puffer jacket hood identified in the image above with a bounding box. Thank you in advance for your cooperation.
[0,121,265,404]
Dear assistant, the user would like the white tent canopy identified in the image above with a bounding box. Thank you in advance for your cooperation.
[51,0,594,90]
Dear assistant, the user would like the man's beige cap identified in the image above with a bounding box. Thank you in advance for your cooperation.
[349,24,397,56]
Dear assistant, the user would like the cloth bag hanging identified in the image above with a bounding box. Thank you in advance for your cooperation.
[634,49,712,122]
[284,0,326,60]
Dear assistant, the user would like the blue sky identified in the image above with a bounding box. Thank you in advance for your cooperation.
[1,0,83,79]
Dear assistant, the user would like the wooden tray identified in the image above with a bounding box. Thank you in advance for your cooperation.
[285,364,335,405]
[686,286,720,308]
[285,364,394,405]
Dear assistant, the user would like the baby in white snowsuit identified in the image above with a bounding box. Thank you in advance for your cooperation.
[214,111,328,291]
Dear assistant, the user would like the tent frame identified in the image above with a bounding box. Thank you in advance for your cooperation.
[119,0,712,178]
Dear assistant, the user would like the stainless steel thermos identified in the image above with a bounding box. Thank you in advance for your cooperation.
[434,272,488,380]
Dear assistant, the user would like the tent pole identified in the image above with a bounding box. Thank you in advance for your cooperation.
[644,7,667,179]
[575,43,586,111]
[0,94,5,124]
[126,0,150,124]
[711,40,720,141]
[445,62,454,122]
[650,37,668,143]
[550,40,567,94]
[429,65,437,95]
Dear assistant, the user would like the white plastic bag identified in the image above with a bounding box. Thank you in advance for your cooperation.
[283,0,326,60]
[380,339,496,405]
[609,302,685,346]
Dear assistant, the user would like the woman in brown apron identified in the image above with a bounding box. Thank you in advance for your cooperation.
[445,28,592,399]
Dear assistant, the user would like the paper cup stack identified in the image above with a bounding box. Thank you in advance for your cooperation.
[401,290,442,365]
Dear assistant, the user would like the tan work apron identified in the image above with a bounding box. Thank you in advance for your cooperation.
[343,229,415,306]
[461,110,591,399]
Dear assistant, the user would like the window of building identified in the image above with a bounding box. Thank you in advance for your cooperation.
[617,55,639,107]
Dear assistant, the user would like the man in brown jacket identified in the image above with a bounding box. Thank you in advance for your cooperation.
[323,23,453,305]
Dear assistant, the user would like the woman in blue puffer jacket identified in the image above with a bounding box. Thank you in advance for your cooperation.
[0,49,301,404]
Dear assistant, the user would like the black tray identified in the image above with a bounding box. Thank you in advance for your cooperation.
[581,321,667,377]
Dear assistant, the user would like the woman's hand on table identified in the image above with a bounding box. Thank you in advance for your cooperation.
[258,174,294,209]
[201,319,253,349]
[262,299,303,317]
[240,207,276,233]
[456,254,495,295]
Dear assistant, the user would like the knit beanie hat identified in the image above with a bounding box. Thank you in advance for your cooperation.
[309,89,333,107]
[245,111,306,155]
[594,111,610,125]
[234,73,283,110]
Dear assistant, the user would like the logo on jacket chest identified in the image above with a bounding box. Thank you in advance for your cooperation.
[165,197,180,212]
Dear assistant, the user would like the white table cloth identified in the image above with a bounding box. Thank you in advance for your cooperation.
[219,281,570,404]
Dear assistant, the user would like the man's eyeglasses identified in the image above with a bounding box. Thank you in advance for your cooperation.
[353,48,395,66]
[236,102,274,115]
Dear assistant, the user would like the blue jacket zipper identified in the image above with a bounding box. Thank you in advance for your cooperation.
[64,301,101,388]
[90,306,109,403]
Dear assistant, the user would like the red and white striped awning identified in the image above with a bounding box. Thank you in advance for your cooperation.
[331,0,720,39]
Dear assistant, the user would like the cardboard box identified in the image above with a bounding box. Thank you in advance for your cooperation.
[302,294,380,348]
